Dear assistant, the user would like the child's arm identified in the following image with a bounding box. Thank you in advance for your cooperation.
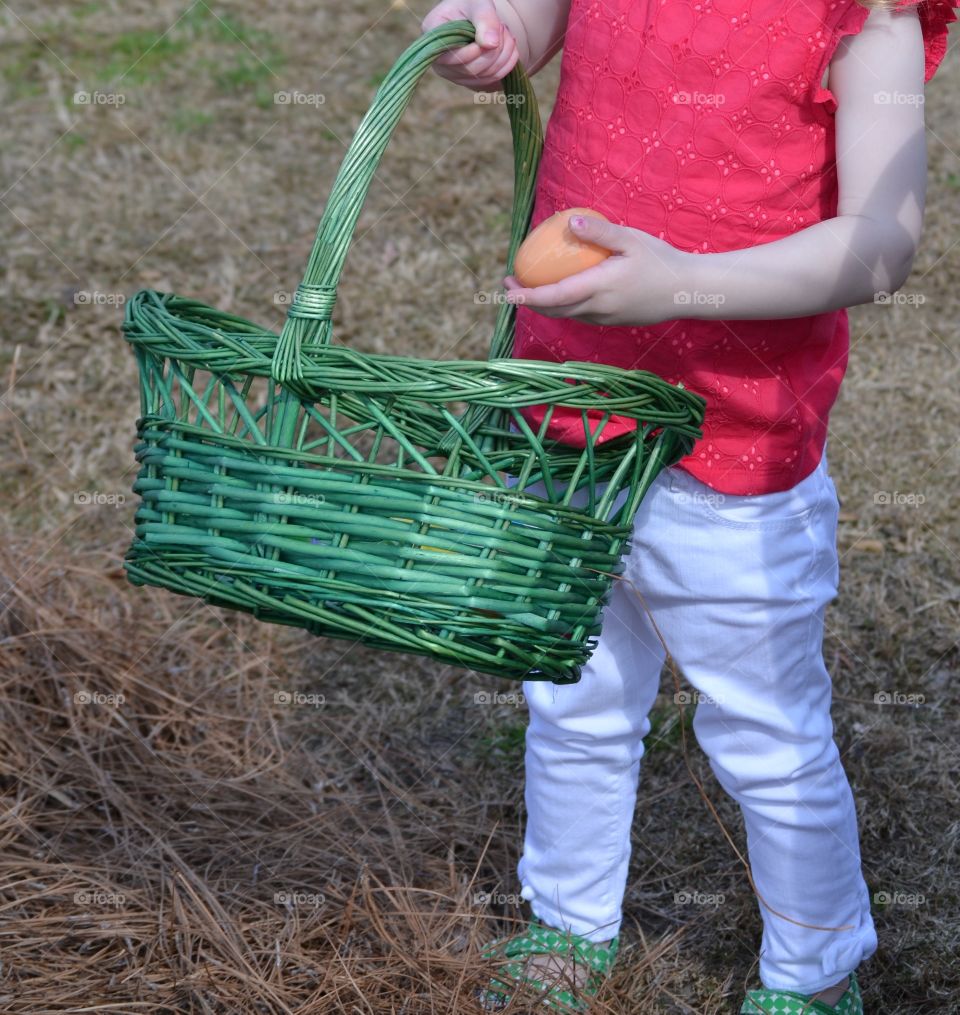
[423,0,572,90]
[504,3,929,326]
[500,0,572,76]
[678,2,927,320]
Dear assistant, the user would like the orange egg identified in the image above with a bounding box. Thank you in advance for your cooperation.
[513,207,612,288]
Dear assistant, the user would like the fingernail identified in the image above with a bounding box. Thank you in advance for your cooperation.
[570,215,585,230]
[484,29,499,45]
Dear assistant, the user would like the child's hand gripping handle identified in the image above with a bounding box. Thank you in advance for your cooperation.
[270,20,543,401]
[422,1,522,90]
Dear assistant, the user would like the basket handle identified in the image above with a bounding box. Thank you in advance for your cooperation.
[270,20,543,394]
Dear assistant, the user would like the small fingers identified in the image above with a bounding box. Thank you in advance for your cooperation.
[475,35,519,83]
[503,272,604,309]
[433,41,486,67]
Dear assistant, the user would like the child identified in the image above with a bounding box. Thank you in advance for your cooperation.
[420,0,956,1011]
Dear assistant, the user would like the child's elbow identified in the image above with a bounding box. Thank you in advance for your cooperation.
[883,236,919,296]
[861,223,920,305]
[841,207,924,306]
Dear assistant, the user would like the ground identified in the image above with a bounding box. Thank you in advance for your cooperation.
[0,1,957,1011]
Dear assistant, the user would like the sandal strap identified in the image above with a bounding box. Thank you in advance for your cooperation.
[478,917,619,1012]
[492,916,619,972]
[740,971,862,1015]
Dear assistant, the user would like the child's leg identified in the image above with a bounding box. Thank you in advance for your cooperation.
[630,452,877,996]
[517,567,666,943]
[508,470,669,945]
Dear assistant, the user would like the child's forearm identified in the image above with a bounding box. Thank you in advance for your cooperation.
[673,212,922,320]
[494,0,572,76]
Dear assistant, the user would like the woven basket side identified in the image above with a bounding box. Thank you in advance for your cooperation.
[120,19,708,684]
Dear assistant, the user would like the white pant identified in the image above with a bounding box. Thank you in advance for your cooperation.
[507,447,877,995]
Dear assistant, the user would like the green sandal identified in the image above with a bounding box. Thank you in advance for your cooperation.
[740,970,863,1014]
[475,915,619,1013]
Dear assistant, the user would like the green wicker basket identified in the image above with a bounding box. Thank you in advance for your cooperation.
[121,21,706,685]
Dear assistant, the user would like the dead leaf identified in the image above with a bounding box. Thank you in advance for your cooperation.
[852,539,885,553]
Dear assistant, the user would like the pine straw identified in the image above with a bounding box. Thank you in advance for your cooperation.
[0,529,693,1012]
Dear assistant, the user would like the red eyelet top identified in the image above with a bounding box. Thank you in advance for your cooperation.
[512,0,957,494]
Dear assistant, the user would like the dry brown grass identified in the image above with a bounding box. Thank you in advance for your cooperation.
[0,1,958,1011]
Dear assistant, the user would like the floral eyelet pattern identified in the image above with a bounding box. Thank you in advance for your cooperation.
[512,0,958,496]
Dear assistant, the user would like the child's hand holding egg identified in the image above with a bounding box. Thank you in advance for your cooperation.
[511,207,613,288]
[502,205,684,328]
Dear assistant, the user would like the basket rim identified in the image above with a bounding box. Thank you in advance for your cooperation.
[122,287,707,421]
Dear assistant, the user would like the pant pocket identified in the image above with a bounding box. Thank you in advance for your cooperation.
[680,459,828,530]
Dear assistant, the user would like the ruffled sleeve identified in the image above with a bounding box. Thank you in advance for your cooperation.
[812,0,958,113]
[896,0,959,82]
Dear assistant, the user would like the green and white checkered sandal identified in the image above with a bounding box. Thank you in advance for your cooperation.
[475,915,619,1013]
[740,970,863,1014]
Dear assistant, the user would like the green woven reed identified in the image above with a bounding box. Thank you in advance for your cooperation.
[121,21,706,684]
